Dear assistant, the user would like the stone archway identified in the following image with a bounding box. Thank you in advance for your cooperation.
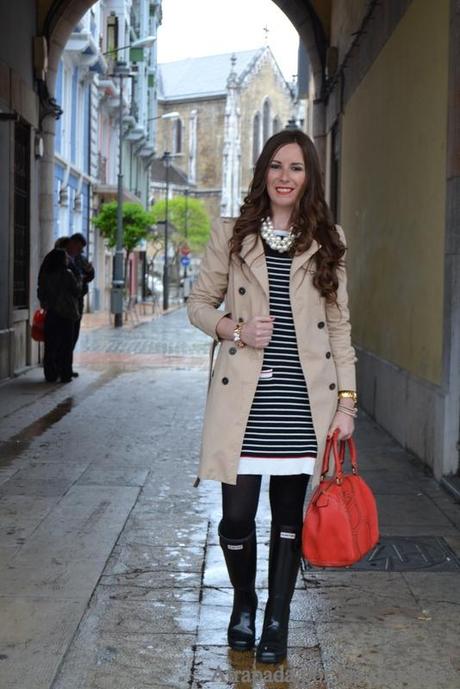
[39,0,329,94]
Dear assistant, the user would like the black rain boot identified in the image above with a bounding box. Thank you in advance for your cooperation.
[256,523,302,663]
[218,520,258,650]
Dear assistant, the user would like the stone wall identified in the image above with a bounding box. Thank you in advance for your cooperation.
[155,49,294,231]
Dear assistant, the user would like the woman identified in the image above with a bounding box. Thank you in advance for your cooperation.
[37,248,82,383]
[187,129,357,663]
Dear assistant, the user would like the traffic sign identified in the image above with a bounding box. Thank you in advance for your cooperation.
[180,244,191,256]
[180,255,191,267]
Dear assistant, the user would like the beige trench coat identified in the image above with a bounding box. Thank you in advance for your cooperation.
[187,219,357,492]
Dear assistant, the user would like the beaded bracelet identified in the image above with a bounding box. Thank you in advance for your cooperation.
[337,403,358,418]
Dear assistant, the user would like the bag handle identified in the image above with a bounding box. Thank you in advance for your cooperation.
[320,428,359,484]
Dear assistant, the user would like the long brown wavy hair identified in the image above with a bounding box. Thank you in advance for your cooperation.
[229,129,345,304]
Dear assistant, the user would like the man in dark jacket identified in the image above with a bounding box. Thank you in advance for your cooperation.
[66,233,95,376]
[37,249,82,383]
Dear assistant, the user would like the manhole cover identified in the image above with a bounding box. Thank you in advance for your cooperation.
[303,536,460,572]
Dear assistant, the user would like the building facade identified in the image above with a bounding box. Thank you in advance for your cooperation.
[53,0,162,311]
[153,46,295,231]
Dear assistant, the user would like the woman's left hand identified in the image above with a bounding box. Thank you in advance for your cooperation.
[327,410,355,441]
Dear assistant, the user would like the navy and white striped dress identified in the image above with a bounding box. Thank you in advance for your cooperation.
[238,235,318,475]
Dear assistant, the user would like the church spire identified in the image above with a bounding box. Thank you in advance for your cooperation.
[226,52,238,88]
[221,53,241,218]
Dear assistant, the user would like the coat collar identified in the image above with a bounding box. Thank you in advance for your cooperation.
[239,232,322,298]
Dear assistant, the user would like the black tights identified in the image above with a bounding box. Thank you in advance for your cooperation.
[220,474,310,539]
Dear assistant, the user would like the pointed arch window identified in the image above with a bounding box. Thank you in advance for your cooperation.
[272,115,281,134]
[173,118,183,154]
[252,112,261,165]
[252,112,262,165]
[263,98,271,143]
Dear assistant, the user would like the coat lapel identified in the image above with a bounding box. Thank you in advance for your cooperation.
[239,232,322,298]
[239,233,269,298]
[290,238,322,278]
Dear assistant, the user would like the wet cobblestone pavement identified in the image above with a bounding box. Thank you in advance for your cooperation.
[74,307,212,370]
[76,306,211,357]
[0,308,459,688]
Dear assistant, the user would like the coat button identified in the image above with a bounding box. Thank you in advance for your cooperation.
[329,383,336,390]
[325,351,331,358]
[229,347,237,355]
[222,377,229,385]
[239,287,246,295]
[318,321,325,328]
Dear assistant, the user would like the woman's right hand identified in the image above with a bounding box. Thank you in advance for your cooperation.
[241,316,275,349]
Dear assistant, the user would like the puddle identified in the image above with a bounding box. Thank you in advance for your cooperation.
[0,368,123,467]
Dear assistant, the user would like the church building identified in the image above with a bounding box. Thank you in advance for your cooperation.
[152,46,295,230]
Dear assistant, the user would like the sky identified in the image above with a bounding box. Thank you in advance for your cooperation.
[156,0,300,82]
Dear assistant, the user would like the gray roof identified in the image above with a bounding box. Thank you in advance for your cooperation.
[158,48,265,101]
[150,157,192,186]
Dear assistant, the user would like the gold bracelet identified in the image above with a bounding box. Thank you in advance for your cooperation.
[338,390,357,405]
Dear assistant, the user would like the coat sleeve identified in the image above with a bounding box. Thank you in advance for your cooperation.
[326,224,357,391]
[37,267,47,307]
[81,256,95,283]
[66,268,82,297]
[187,222,232,341]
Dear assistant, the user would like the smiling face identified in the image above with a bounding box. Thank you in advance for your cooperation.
[265,142,307,217]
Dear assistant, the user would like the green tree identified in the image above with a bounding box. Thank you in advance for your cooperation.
[93,201,156,285]
[150,196,211,253]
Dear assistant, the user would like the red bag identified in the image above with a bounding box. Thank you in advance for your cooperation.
[31,308,46,342]
[302,429,379,567]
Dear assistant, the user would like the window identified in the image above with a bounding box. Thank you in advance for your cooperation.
[252,112,261,166]
[54,177,61,239]
[188,110,197,183]
[272,116,281,134]
[55,61,63,153]
[13,120,30,309]
[262,98,271,143]
[173,118,183,154]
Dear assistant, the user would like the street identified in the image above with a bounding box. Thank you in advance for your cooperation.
[0,307,459,689]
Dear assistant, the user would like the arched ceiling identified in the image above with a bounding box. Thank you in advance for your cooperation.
[37,0,331,37]
[37,0,329,93]
[309,0,331,37]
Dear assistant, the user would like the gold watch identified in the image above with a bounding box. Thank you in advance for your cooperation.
[233,322,246,348]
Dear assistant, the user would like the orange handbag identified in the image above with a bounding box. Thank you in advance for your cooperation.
[302,429,380,567]
[31,308,46,342]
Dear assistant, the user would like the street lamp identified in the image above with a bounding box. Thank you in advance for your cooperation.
[285,117,300,130]
[103,35,157,57]
[105,35,157,327]
[162,151,171,312]
[183,187,189,282]
[111,61,134,327]
[146,111,179,123]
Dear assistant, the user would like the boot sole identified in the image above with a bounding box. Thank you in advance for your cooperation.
[229,638,255,651]
[256,648,286,663]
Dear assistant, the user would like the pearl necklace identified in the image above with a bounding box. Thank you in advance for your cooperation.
[260,217,295,253]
